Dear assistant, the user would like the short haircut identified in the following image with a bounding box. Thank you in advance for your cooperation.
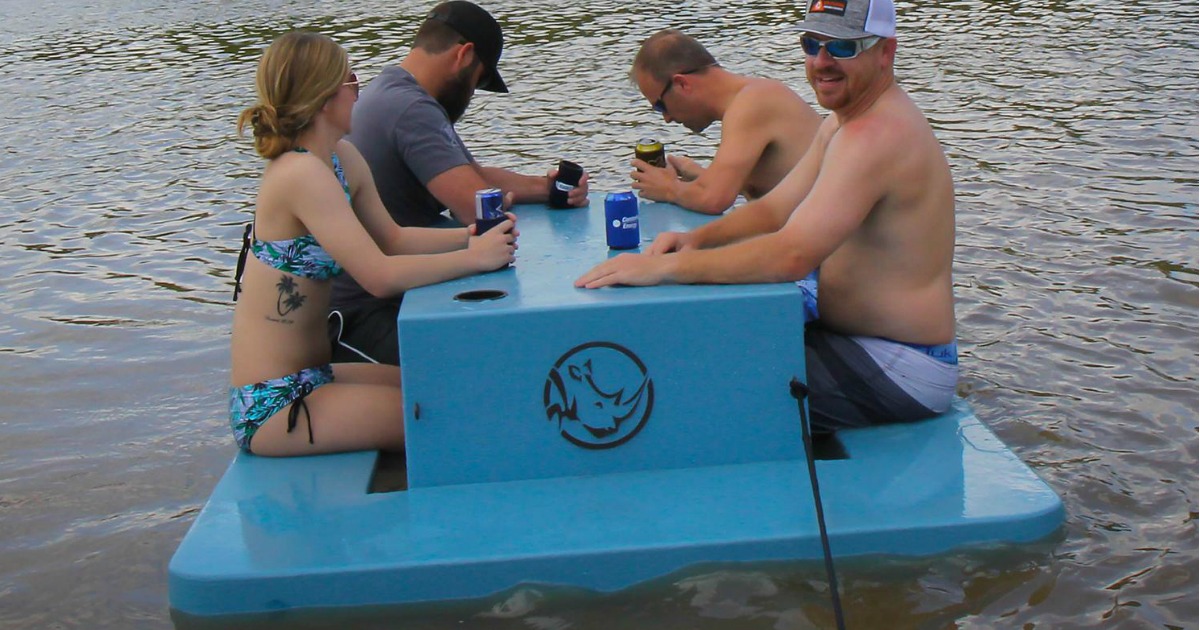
[413,3,467,53]
[631,29,718,84]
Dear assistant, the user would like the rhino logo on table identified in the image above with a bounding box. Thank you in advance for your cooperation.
[543,342,654,449]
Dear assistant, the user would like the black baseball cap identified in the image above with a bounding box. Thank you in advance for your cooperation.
[426,1,508,93]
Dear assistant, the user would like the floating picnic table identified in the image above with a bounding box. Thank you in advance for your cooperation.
[169,199,1063,616]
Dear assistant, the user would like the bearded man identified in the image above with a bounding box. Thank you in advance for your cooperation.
[333,1,589,365]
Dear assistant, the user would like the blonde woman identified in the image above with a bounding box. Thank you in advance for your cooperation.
[230,31,516,456]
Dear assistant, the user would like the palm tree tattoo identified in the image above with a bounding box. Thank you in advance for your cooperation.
[275,275,307,317]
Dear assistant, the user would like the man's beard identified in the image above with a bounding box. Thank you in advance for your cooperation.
[438,61,478,123]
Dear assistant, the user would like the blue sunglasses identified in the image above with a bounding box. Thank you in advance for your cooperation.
[800,35,882,60]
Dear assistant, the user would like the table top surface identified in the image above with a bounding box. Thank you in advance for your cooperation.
[400,199,800,319]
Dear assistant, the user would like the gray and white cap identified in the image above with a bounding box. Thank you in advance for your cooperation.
[796,0,896,39]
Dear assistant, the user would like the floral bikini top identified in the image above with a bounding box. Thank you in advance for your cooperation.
[232,149,348,301]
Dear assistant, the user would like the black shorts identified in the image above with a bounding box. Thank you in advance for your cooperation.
[804,324,938,434]
[327,299,402,366]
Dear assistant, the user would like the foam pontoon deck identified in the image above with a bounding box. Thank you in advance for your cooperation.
[169,201,1063,616]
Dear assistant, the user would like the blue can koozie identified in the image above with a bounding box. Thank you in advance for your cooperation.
[604,191,640,249]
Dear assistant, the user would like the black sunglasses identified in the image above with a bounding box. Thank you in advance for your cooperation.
[652,63,718,115]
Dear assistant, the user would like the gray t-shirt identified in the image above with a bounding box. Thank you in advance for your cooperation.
[334,66,474,308]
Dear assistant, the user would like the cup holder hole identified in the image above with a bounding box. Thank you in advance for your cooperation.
[454,289,508,302]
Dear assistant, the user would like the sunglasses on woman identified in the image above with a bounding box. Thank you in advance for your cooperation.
[800,35,882,60]
[343,72,360,97]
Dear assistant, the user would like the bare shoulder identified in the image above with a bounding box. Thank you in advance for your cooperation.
[262,151,319,185]
[834,88,924,154]
[334,138,373,185]
[738,78,812,111]
[260,151,337,202]
[335,138,367,165]
[743,76,801,98]
[826,87,948,203]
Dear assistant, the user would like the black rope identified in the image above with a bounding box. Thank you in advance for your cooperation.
[790,377,847,630]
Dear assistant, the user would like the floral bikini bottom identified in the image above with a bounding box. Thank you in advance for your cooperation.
[228,365,334,451]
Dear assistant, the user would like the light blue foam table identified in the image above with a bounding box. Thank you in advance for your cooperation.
[169,199,1063,616]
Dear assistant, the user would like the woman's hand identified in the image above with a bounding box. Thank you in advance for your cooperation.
[467,212,519,271]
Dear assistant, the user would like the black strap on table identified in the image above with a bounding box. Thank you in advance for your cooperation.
[790,376,847,630]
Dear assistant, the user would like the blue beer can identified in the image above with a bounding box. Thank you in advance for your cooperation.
[604,191,640,249]
[474,188,505,234]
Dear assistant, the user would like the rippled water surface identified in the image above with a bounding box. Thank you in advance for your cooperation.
[0,0,1195,628]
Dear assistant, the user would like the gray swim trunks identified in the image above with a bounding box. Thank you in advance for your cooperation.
[804,324,958,434]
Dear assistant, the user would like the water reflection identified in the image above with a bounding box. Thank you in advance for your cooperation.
[0,0,1195,628]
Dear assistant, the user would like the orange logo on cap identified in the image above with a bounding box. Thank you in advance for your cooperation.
[810,0,847,12]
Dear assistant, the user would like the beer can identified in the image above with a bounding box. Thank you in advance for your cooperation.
[474,188,505,234]
[634,138,666,169]
[604,191,640,250]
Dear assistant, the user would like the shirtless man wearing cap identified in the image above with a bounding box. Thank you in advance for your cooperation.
[330,1,590,365]
[629,30,821,215]
[576,0,959,434]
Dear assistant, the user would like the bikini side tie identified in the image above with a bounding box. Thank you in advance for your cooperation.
[287,382,316,445]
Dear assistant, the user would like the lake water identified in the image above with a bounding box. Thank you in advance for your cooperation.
[0,0,1196,628]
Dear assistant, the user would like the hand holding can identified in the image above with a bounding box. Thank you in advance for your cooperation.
[548,160,583,209]
[634,138,666,169]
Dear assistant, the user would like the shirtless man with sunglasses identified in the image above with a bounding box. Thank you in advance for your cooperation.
[578,0,959,435]
[629,30,821,215]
